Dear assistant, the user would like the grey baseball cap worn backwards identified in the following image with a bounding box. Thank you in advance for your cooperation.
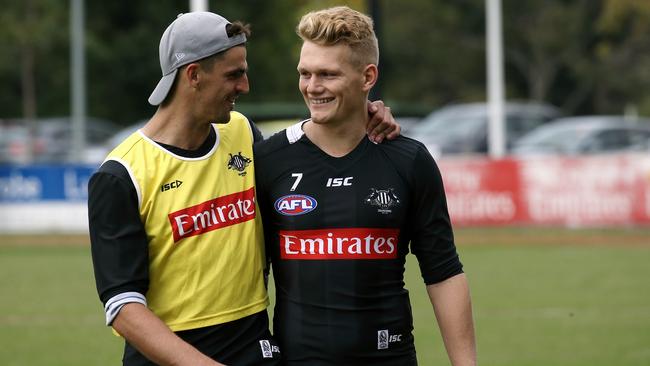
[148,11,247,106]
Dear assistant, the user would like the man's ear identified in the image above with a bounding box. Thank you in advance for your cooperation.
[362,64,378,92]
[184,63,201,89]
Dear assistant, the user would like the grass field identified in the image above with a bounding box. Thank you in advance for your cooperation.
[1,227,649,365]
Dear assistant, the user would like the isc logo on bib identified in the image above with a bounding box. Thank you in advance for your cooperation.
[274,194,317,216]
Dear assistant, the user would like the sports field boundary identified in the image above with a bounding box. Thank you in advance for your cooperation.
[2,226,648,247]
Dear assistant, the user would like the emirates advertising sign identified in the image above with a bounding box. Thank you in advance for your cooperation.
[438,154,650,226]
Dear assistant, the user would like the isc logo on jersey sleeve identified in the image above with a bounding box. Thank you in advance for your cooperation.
[279,228,399,259]
[274,194,317,216]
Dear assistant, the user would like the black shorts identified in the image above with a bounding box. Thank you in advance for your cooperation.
[123,311,281,365]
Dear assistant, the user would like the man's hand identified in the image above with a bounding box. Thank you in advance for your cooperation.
[366,100,401,143]
[113,303,224,366]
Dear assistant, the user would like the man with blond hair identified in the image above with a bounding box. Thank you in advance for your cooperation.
[88,10,399,366]
[255,6,476,365]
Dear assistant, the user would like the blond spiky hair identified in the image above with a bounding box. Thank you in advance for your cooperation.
[297,6,379,68]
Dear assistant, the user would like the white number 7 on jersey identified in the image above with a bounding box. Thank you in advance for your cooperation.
[290,173,303,191]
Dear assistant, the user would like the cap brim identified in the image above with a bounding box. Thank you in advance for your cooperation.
[148,68,178,106]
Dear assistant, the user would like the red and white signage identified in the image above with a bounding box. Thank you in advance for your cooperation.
[169,187,256,242]
[517,155,650,226]
[279,227,400,259]
[438,158,522,225]
[437,154,650,227]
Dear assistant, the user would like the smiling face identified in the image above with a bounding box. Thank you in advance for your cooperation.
[298,41,375,127]
[196,45,249,124]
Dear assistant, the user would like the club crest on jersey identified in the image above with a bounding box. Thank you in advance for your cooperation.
[227,152,251,176]
[275,194,317,216]
[365,188,400,214]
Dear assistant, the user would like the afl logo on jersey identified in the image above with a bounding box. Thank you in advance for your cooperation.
[274,194,317,216]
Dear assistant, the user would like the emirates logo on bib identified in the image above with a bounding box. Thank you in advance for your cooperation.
[168,187,256,242]
[279,228,399,259]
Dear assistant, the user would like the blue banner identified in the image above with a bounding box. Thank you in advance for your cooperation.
[0,164,98,202]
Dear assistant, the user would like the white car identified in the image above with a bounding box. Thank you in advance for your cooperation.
[511,116,650,156]
[407,102,561,158]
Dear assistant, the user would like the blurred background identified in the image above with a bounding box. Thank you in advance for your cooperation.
[2,0,650,229]
[1,0,650,163]
[0,1,649,365]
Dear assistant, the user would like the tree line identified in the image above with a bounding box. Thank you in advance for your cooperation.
[1,0,649,126]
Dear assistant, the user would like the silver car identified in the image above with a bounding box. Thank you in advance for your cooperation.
[407,102,561,158]
[511,116,650,156]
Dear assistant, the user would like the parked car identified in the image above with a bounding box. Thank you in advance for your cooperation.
[0,117,120,164]
[254,118,300,138]
[406,102,562,158]
[39,117,122,162]
[0,124,31,163]
[511,116,650,156]
[389,116,420,135]
[84,120,146,164]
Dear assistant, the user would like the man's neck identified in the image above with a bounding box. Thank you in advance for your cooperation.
[303,116,367,158]
[142,105,212,150]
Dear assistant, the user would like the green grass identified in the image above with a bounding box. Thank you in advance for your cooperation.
[1,229,649,365]
[409,244,650,365]
[0,245,123,366]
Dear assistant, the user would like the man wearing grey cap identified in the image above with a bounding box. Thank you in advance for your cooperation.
[88,11,398,366]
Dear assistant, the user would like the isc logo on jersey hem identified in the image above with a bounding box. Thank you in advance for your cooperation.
[377,329,403,350]
[279,227,399,259]
[274,194,317,216]
[168,187,256,242]
[259,340,280,358]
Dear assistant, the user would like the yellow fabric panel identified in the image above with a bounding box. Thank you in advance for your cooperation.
[107,112,268,331]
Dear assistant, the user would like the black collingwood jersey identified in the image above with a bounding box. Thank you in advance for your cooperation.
[254,122,463,366]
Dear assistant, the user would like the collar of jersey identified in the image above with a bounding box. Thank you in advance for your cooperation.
[137,125,220,161]
[285,120,371,170]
